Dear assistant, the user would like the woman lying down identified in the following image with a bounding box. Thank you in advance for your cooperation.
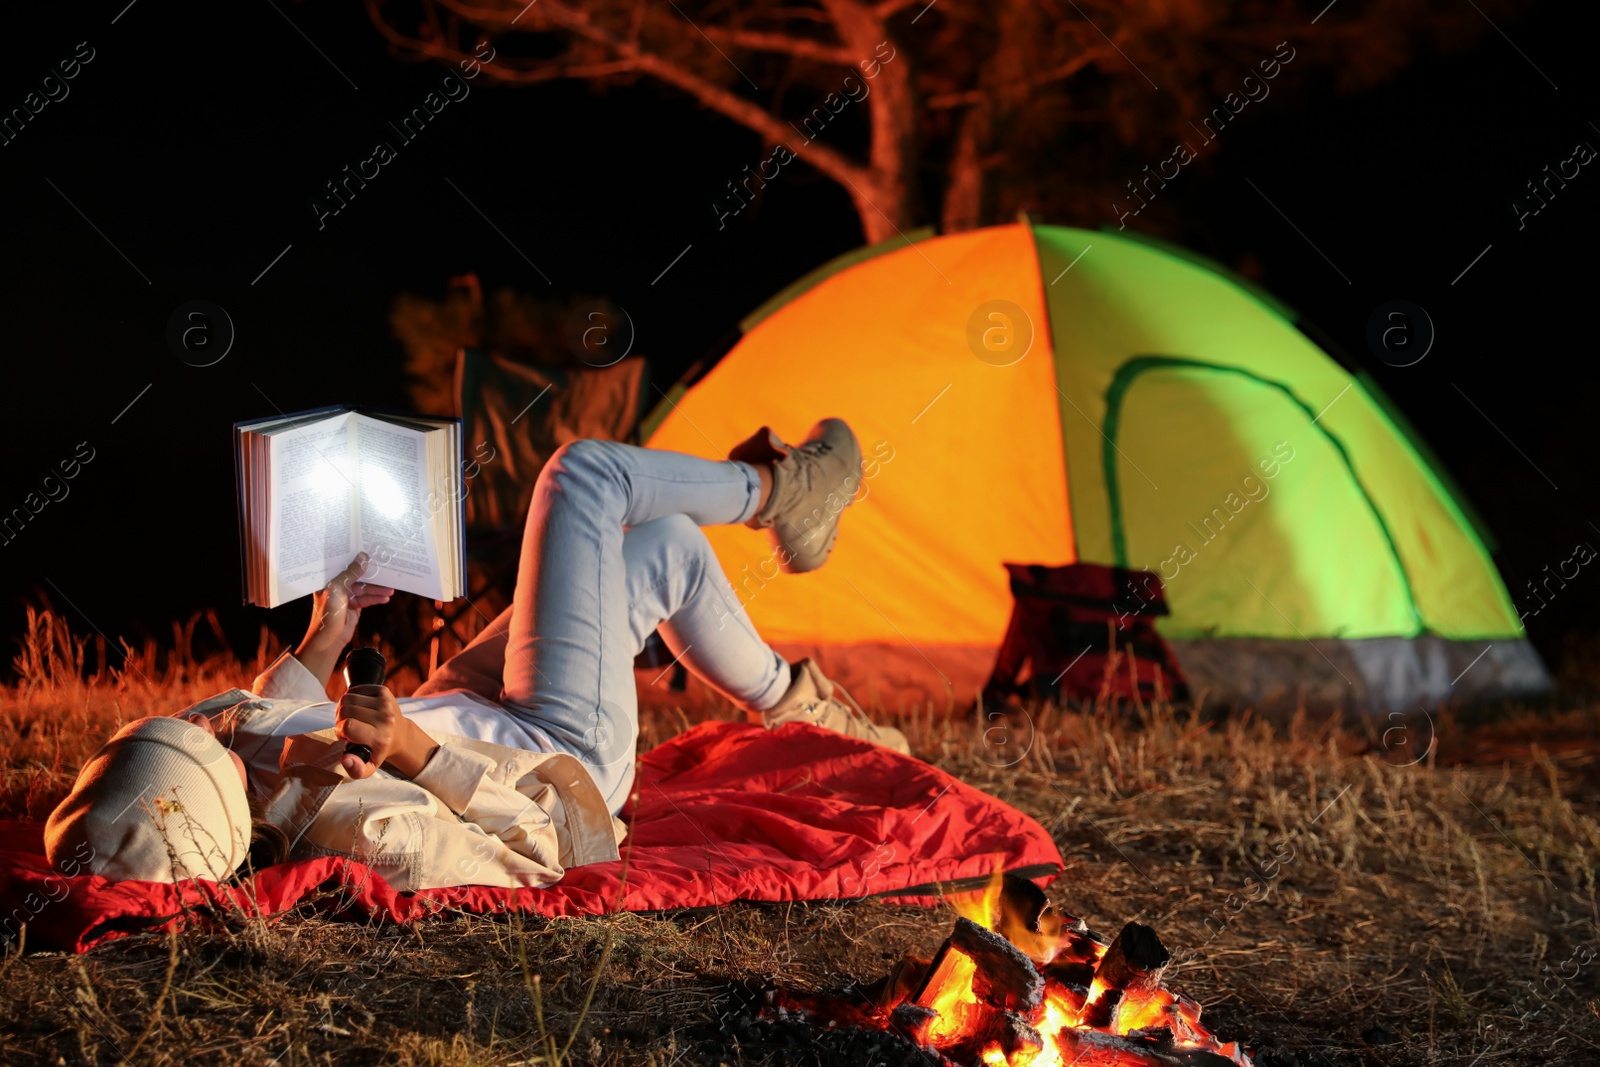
[45,422,908,890]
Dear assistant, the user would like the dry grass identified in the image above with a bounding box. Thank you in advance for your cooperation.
[2,607,1599,1066]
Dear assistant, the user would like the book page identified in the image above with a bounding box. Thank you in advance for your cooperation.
[424,420,465,599]
[269,416,359,605]
[354,415,443,599]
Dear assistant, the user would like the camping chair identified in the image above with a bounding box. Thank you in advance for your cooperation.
[388,346,654,676]
[982,562,1189,707]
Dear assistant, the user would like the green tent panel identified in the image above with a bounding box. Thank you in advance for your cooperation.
[1033,224,1522,643]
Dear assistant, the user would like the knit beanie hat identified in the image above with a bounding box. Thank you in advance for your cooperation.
[45,716,253,883]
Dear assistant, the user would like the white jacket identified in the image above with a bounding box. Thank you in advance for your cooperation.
[181,652,622,891]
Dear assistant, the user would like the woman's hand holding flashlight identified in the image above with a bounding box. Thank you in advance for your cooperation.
[336,686,439,779]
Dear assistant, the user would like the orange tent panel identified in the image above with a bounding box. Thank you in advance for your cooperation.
[648,224,1074,651]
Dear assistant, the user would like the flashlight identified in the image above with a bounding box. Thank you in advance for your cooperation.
[341,647,386,765]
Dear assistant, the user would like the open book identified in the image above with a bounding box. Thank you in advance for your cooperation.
[235,406,465,608]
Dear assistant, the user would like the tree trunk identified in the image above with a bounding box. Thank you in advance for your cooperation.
[846,179,906,243]
[821,0,916,243]
[941,0,1036,233]
[942,101,991,233]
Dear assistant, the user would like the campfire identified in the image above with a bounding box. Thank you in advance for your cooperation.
[747,870,1253,1067]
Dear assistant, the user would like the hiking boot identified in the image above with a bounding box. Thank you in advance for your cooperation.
[728,418,862,574]
[760,658,911,755]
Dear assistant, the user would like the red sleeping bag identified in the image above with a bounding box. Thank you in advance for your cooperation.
[0,721,1062,953]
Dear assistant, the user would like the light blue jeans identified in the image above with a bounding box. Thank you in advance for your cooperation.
[414,440,791,812]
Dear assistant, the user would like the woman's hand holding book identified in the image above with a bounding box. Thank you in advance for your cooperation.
[294,554,397,688]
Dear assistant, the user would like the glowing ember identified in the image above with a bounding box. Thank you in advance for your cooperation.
[921,949,981,1044]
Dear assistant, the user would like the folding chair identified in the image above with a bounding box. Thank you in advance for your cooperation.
[388,346,652,676]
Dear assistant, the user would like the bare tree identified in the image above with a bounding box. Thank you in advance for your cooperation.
[366,0,1503,241]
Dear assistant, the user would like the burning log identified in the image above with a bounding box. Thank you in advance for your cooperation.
[888,1003,939,1046]
[878,953,933,1009]
[1039,926,1111,1004]
[903,917,1047,1059]
[1094,923,1170,989]
[1041,977,1088,1017]
[1060,1026,1242,1067]
[1051,927,1112,964]
[1042,958,1095,993]
[1079,922,1170,1030]
[967,1010,1044,1061]
[950,916,1046,1013]
[996,872,1070,962]
[910,917,1044,1024]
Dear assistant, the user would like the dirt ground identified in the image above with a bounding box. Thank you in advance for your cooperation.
[2,609,1597,1066]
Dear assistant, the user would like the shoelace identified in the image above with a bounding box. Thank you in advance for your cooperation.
[785,440,826,492]
[828,678,885,740]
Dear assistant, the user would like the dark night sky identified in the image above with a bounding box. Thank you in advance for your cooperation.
[0,1,1594,676]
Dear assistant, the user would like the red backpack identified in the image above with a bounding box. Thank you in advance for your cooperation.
[983,562,1189,706]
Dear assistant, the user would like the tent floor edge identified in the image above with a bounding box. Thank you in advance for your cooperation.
[1166,635,1552,716]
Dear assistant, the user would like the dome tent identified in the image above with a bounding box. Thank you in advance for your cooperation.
[642,222,1549,713]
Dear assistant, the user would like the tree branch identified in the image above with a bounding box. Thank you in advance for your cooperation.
[769,7,839,24]
[700,27,856,65]
[371,0,874,192]
[366,2,638,82]
[873,0,922,17]
[926,45,1110,108]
